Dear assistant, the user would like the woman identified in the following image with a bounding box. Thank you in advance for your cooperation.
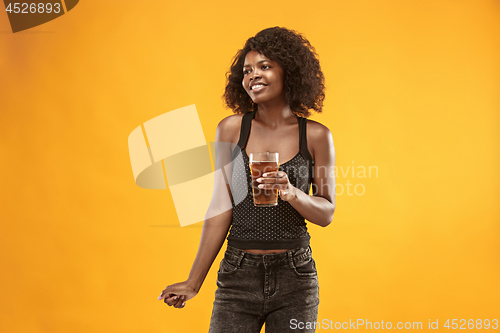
[158,27,336,332]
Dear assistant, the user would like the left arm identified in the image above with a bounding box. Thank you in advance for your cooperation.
[258,123,336,227]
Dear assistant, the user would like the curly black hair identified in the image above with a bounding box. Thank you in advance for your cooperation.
[223,27,325,117]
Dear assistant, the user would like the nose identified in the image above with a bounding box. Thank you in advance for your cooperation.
[250,68,261,81]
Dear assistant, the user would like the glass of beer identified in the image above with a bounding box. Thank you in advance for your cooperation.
[249,152,280,207]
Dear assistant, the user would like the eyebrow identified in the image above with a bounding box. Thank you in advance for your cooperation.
[243,60,270,68]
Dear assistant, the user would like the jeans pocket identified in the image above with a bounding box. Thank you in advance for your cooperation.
[218,257,239,275]
[293,257,317,277]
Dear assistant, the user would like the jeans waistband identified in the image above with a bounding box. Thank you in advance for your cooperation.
[225,245,313,269]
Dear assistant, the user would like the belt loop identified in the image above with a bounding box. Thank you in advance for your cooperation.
[287,250,296,269]
[235,249,245,268]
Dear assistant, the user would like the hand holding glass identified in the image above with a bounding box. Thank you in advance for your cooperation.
[249,152,280,207]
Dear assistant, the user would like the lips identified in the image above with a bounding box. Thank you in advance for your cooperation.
[250,82,267,93]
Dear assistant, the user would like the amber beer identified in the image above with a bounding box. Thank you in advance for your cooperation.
[249,152,280,207]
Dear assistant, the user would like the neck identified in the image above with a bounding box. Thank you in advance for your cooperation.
[255,100,295,128]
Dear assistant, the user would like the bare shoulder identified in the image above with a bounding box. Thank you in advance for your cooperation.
[307,119,333,142]
[216,114,244,144]
[306,119,334,160]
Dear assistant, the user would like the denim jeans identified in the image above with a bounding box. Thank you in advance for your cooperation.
[209,245,319,333]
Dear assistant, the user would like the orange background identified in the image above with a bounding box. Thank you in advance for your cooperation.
[1,0,499,332]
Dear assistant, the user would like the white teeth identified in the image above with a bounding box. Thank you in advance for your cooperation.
[251,84,265,90]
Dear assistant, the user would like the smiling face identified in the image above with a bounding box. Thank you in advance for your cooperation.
[242,50,286,106]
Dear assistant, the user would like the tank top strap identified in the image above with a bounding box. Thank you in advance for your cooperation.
[236,111,257,150]
[297,116,313,162]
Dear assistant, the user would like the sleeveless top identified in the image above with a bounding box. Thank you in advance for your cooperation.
[226,110,315,250]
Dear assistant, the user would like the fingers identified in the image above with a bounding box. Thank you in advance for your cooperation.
[256,172,288,187]
[158,285,187,309]
[157,285,174,301]
[257,177,287,184]
[164,294,178,305]
[166,295,186,308]
[257,175,288,190]
[162,294,186,308]
[174,295,186,308]
[258,184,286,191]
[262,171,286,178]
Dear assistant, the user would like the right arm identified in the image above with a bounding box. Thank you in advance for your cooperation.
[157,115,241,308]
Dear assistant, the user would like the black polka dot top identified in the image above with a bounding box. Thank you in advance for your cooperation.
[226,110,314,250]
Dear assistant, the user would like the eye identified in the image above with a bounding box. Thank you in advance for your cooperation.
[262,64,270,70]
[243,68,251,75]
